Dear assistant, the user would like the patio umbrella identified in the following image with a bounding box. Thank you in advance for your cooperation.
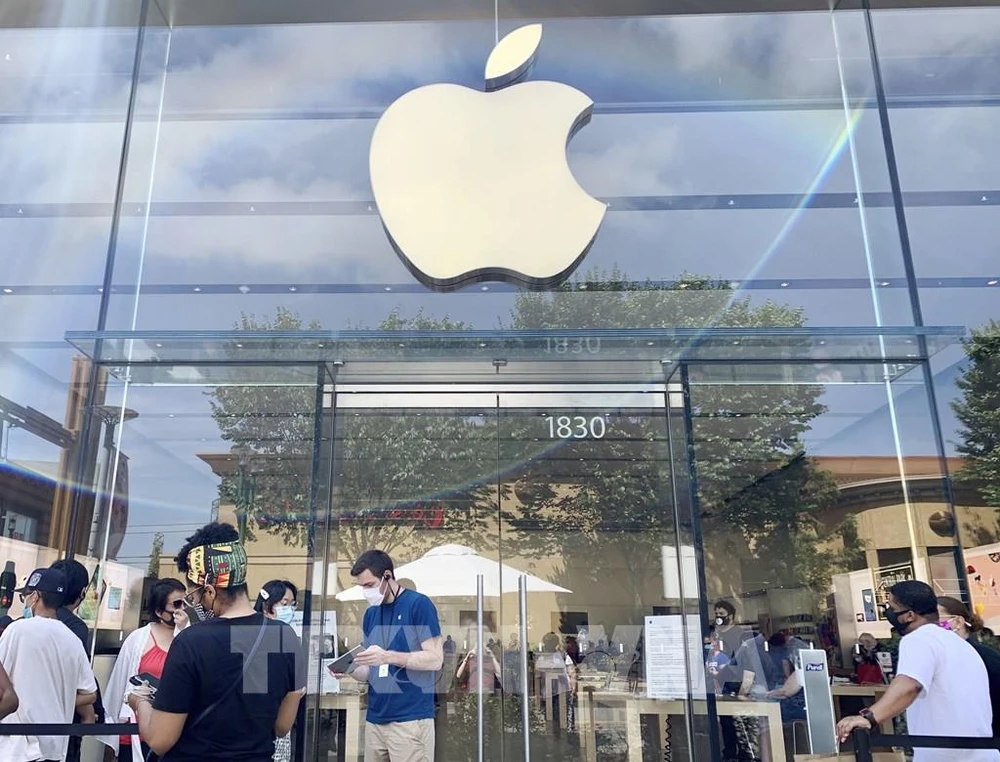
[335,543,571,600]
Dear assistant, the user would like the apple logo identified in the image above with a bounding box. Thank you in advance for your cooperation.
[369,24,606,291]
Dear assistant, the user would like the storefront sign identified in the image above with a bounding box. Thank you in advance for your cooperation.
[369,24,605,290]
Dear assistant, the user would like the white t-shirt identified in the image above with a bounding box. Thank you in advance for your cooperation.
[896,623,1000,762]
[0,616,99,762]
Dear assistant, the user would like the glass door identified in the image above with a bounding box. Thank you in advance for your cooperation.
[319,386,698,762]
[497,390,698,762]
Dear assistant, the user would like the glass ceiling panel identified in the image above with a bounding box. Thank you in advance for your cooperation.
[62,326,963,385]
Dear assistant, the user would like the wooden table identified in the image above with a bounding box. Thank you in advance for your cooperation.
[831,683,892,734]
[578,690,786,762]
[319,692,365,760]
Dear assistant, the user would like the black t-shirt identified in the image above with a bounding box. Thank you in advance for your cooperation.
[56,606,106,726]
[56,607,90,651]
[971,639,1000,738]
[154,613,305,762]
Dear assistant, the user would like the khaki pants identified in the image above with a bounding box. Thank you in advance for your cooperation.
[364,718,435,762]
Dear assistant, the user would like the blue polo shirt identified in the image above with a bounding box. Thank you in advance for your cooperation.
[362,589,441,724]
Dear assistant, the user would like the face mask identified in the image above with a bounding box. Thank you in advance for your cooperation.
[192,602,215,621]
[362,578,388,608]
[274,605,296,625]
[160,613,176,627]
[885,607,910,635]
[22,602,33,620]
[715,615,729,627]
[938,619,953,631]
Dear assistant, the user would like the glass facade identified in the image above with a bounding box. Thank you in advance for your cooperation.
[1,1,997,761]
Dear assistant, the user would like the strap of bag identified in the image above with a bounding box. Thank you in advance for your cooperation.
[189,618,270,730]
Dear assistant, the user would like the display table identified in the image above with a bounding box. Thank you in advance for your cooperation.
[831,683,892,734]
[578,689,786,762]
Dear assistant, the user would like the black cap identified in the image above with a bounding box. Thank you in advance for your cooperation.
[15,568,66,595]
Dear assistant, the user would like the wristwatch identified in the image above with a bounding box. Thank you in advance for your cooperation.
[859,708,878,729]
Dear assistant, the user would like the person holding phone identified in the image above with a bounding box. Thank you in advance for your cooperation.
[127,523,305,762]
[100,578,187,762]
[337,550,442,762]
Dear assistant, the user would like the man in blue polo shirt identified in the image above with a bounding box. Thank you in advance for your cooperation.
[343,550,442,762]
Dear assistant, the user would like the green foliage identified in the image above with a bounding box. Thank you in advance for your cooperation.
[147,531,164,578]
[954,321,1000,507]
[206,273,858,607]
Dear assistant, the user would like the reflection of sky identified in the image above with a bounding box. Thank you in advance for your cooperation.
[1,10,998,566]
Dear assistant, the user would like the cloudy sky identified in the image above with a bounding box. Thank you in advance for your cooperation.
[0,7,998,567]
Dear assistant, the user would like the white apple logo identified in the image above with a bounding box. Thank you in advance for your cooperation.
[369,24,606,290]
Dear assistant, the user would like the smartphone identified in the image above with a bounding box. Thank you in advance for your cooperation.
[129,672,161,690]
[327,645,364,675]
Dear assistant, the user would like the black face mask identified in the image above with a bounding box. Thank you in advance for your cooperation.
[885,607,911,635]
[715,615,731,627]
[159,613,175,627]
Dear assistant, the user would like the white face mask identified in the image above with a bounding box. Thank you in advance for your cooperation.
[362,578,388,608]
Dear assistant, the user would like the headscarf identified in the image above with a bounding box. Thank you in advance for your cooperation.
[185,541,248,588]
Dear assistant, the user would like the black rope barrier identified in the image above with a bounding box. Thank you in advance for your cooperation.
[0,723,136,736]
[852,728,1000,760]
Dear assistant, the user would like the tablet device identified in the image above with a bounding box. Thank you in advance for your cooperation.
[327,645,364,675]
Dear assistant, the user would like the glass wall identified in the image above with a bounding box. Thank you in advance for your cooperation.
[2,2,995,762]
[871,5,1000,637]
[0,0,143,626]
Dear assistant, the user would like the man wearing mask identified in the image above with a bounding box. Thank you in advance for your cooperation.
[338,549,443,762]
[711,599,753,762]
[836,581,999,761]
[127,522,305,762]
[0,568,98,762]
[49,558,107,762]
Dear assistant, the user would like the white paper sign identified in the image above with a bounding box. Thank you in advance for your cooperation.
[644,615,688,699]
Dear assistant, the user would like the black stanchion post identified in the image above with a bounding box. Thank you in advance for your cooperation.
[852,728,874,762]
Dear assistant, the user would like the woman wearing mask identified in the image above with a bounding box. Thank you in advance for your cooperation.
[255,580,299,762]
[938,596,1000,737]
[101,578,188,762]
[254,579,298,627]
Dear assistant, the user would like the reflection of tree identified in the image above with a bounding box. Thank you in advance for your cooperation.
[954,320,1000,508]
[503,270,853,607]
[208,308,317,546]
[207,273,860,606]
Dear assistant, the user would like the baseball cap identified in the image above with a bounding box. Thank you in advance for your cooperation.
[15,567,67,595]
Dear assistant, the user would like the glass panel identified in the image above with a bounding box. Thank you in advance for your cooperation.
[325,392,501,762]
[685,360,962,758]
[497,390,696,762]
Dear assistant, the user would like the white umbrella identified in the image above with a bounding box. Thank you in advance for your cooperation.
[335,543,571,600]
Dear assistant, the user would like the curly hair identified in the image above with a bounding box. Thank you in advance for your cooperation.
[174,522,246,598]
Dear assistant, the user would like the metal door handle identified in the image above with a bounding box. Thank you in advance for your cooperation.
[477,573,485,762]
[519,574,531,762]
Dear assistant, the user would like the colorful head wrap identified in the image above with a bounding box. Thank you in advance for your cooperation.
[185,541,248,588]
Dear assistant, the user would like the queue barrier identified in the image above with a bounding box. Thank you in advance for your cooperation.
[0,723,135,735]
[852,728,1000,760]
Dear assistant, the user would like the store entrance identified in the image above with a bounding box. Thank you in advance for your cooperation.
[312,385,712,762]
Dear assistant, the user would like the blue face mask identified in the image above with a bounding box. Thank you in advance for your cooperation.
[22,605,32,620]
[274,605,295,625]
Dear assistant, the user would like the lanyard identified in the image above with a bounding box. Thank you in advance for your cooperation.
[377,588,404,651]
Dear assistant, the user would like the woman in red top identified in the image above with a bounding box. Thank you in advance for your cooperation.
[100,578,188,762]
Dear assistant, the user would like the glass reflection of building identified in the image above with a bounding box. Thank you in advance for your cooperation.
[1,1,998,761]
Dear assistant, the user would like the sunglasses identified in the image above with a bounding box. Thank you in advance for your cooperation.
[183,587,205,606]
[168,599,185,610]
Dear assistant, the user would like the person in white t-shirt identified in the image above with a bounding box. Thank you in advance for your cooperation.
[836,580,999,762]
[0,567,99,762]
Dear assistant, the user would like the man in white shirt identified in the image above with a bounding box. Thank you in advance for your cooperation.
[836,580,999,762]
[0,568,99,762]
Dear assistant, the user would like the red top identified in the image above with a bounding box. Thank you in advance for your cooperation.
[121,636,169,746]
